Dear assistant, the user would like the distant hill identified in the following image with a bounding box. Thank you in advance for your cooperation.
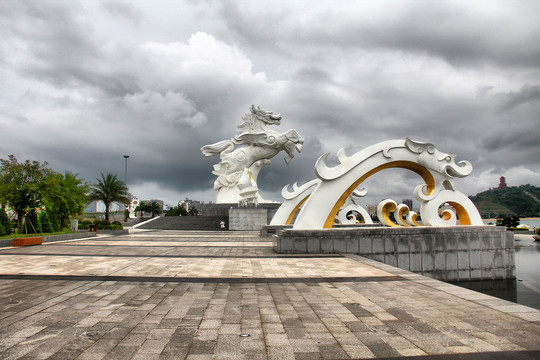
[469,184,540,218]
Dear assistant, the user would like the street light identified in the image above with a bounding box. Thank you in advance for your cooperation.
[123,155,130,185]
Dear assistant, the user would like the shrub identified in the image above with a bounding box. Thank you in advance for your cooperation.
[38,211,54,233]
[0,208,11,236]
[88,219,123,230]
[78,220,92,229]
[496,215,520,229]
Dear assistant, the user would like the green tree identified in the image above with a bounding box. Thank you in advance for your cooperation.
[0,207,12,236]
[0,155,54,231]
[87,173,130,221]
[38,210,54,233]
[496,215,520,229]
[188,206,199,216]
[135,201,150,216]
[165,205,188,216]
[25,208,42,234]
[148,201,162,218]
[44,172,88,230]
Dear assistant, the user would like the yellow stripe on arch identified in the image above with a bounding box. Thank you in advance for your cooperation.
[323,161,435,228]
[382,201,399,227]
[448,201,472,225]
[286,195,309,225]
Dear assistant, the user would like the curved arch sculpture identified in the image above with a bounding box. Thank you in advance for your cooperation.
[292,138,482,229]
[269,179,320,225]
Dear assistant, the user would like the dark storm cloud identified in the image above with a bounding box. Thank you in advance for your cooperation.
[1,0,539,205]
[101,0,143,23]
[498,84,540,111]
[221,1,540,69]
[0,1,142,97]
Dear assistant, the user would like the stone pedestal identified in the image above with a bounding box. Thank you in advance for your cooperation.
[224,203,281,231]
[276,226,515,281]
[229,208,267,231]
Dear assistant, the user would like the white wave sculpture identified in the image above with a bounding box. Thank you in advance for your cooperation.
[278,138,482,229]
[336,188,373,225]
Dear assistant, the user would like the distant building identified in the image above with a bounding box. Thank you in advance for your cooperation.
[179,198,205,214]
[84,201,125,213]
[497,176,507,189]
[402,199,413,210]
[365,205,378,220]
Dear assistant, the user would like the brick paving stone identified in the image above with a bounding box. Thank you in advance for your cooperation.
[0,230,539,359]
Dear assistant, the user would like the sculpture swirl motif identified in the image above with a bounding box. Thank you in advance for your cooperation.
[292,138,482,229]
[201,105,304,204]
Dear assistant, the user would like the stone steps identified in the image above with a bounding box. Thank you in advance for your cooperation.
[137,216,228,230]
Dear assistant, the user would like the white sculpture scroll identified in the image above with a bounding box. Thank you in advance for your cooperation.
[336,188,373,225]
[201,105,304,204]
[286,138,482,229]
[269,179,320,225]
[270,179,372,226]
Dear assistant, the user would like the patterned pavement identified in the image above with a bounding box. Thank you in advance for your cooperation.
[0,230,539,359]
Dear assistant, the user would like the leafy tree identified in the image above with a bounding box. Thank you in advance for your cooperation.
[38,210,54,233]
[25,208,42,234]
[148,200,162,218]
[165,205,188,216]
[188,206,199,216]
[0,155,54,231]
[44,172,88,230]
[135,201,150,216]
[0,207,12,236]
[87,173,130,221]
[496,215,520,229]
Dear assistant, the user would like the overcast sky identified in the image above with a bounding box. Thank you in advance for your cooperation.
[1,0,539,208]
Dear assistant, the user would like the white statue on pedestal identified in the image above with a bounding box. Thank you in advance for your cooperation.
[201,105,304,204]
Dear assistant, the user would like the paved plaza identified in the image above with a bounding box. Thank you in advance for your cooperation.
[0,230,539,359]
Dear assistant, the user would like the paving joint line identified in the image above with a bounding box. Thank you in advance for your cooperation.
[0,274,405,283]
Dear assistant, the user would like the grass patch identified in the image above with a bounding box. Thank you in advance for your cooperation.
[0,229,77,240]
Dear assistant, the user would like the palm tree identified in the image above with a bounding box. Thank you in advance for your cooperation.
[148,200,162,218]
[88,173,130,221]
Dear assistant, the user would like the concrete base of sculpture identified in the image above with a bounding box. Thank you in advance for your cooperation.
[261,222,381,236]
[229,208,268,231]
[205,203,280,231]
[275,226,515,281]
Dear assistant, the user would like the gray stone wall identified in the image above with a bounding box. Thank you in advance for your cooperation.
[229,208,269,231]
[276,226,515,281]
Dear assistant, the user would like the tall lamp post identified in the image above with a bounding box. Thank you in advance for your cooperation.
[123,155,130,185]
[123,155,130,221]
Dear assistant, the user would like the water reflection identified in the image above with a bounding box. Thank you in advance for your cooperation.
[450,234,540,310]
[451,279,517,303]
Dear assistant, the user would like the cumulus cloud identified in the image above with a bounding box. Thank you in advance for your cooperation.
[1,0,539,207]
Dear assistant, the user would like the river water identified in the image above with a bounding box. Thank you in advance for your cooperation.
[450,219,540,310]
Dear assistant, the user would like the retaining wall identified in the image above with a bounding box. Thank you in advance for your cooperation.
[0,232,97,248]
[276,226,515,281]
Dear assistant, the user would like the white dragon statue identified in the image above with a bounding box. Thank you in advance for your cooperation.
[201,105,304,204]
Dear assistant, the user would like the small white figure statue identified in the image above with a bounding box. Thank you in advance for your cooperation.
[201,105,304,203]
[127,198,139,219]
